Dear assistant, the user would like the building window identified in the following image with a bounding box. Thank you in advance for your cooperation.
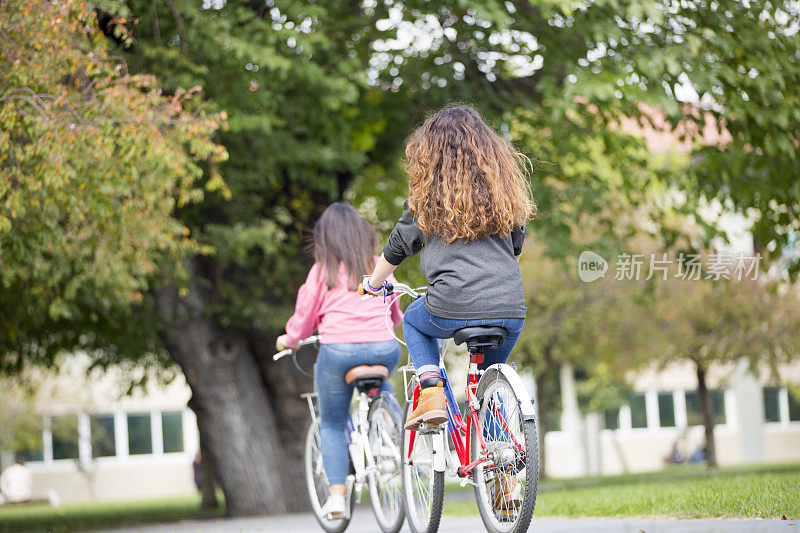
[161,411,184,454]
[789,388,800,422]
[51,415,79,460]
[658,392,675,427]
[629,394,647,429]
[15,418,44,462]
[685,390,726,426]
[91,414,116,458]
[602,408,620,430]
[17,444,44,463]
[127,413,152,455]
[763,387,781,423]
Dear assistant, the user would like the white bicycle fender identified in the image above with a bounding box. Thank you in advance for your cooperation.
[433,430,448,472]
[485,363,536,421]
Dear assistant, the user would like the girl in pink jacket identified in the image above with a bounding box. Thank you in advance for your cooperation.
[277,203,402,518]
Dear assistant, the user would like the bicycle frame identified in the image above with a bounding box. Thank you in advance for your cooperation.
[404,351,524,480]
[303,388,399,500]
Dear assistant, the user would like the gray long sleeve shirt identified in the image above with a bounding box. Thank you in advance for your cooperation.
[383,202,527,320]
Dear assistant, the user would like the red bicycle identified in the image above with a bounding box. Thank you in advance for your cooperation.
[373,283,539,533]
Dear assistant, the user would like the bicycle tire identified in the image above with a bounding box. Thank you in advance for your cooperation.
[367,392,406,533]
[304,418,353,533]
[401,393,445,533]
[471,370,538,533]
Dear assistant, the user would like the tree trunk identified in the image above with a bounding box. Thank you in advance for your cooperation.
[157,281,308,516]
[695,364,718,468]
[196,421,219,509]
[247,328,315,499]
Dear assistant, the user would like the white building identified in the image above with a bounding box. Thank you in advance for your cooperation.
[1,357,200,504]
[544,360,800,478]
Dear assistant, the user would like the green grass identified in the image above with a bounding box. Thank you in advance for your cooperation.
[443,462,800,519]
[0,493,223,533]
[1,464,797,531]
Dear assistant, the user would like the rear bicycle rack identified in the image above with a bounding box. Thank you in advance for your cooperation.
[301,392,319,428]
[400,364,417,403]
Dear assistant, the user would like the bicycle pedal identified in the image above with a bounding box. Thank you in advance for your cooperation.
[495,509,518,521]
[417,422,444,434]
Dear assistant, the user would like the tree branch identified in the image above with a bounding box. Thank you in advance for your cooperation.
[164,0,189,53]
[151,0,162,46]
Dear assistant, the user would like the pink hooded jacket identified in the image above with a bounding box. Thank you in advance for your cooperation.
[284,260,403,346]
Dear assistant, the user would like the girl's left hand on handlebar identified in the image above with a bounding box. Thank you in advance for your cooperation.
[276,334,299,351]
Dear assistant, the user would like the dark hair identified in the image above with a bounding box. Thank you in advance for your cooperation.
[313,203,378,290]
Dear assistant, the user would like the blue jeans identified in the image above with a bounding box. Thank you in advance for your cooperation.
[402,297,525,377]
[315,340,401,485]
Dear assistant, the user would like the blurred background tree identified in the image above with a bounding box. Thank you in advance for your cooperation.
[3,0,800,515]
[516,247,659,477]
[652,276,800,467]
[0,380,44,463]
[0,1,225,369]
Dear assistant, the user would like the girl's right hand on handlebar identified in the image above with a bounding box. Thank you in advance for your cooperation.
[276,334,299,351]
[358,275,383,296]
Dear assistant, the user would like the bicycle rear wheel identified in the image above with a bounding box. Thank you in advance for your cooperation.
[401,394,444,533]
[471,370,538,533]
[305,418,352,533]
[367,392,405,533]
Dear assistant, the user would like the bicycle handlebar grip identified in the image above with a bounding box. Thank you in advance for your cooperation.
[357,284,366,295]
[384,282,394,295]
[273,349,291,361]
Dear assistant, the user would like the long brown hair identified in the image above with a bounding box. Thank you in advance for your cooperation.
[313,203,377,290]
[406,105,535,242]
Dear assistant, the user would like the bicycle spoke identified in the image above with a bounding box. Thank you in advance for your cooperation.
[472,374,537,533]
[407,430,434,527]
[368,401,404,530]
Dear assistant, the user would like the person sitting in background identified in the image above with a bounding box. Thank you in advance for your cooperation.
[0,456,33,504]
[690,440,707,464]
[664,439,686,465]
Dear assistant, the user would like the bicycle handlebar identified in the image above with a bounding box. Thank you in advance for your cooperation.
[273,335,320,361]
[359,281,426,300]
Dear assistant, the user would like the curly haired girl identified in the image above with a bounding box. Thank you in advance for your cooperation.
[362,105,534,433]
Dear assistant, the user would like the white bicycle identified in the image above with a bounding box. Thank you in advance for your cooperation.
[274,337,405,533]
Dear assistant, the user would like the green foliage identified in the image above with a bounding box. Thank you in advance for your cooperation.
[557,0,800,272]
[4,0,800,381]
[0,380,42,456]
[0,1,225,369]
[652,276,800,377]
[516,246,657,412]
[345,0,800,265]
[113,0,400,330]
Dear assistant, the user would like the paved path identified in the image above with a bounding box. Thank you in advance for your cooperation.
[101,507,797,533]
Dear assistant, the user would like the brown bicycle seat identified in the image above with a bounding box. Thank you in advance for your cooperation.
[345,365,389,385]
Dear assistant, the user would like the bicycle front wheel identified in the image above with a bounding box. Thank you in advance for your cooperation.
[401,395,444,533]
[367,392,405,533]
[471,369,538,533]
[305,418,352,533]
